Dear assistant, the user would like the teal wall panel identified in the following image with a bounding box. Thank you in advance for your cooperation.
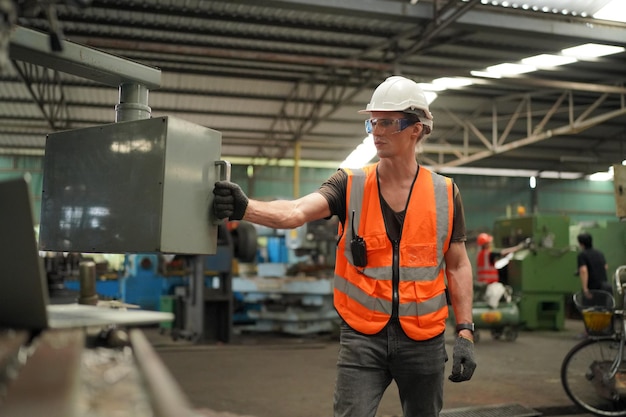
[537,179,615,221]
[449,175,531,233]
[2,155,619,234]
[231,165,337,199]
[0,156,14,169]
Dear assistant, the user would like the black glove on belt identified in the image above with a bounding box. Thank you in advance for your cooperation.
[213,180,249,221]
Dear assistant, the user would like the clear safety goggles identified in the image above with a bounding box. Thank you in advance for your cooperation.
[364,118,415,135]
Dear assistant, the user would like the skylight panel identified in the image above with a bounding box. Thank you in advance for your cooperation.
[561,43,625,58]
[593,0,626,23]
[521,54,577,68]
[486,63,536,76]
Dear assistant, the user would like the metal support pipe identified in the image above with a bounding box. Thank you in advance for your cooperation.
[9,26,161,89]
[115,82,151,122]
[78,260,98,305]
[293,140,301,198]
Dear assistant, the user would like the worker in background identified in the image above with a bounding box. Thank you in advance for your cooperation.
[476,233,528,286]
[577,232,610,296]
[213,75,476,417]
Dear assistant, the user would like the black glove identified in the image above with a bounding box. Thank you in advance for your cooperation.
[213,181,249,221]
[448,336,476,383]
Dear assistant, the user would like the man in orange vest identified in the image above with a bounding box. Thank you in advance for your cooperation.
[476,233,527,285]
[213,75,476,417]
[476,233,499,284]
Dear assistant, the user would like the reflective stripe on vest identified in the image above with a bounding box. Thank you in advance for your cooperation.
[477,248,499,284]
[334,164,454,340]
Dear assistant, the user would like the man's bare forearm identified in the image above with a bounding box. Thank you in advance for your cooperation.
[243,192,331,229]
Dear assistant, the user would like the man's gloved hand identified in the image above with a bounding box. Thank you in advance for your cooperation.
[448,336,476,383]
[213,181,249,221]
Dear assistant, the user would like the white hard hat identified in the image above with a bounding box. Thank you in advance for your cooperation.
[359,75,433,131]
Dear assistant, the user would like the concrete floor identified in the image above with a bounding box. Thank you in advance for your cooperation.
[146,319,594,417]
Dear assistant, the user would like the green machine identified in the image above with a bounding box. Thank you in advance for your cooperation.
[493,214,579,330]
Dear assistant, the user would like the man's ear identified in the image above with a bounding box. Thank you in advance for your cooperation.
[412,123,424,141]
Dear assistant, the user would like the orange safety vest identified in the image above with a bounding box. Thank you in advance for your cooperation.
[334,163,454,341]
[476,248,499,284]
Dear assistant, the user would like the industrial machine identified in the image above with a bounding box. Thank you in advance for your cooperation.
[44,252,123,303]
[13,24,231,345]
[233,217,340,335]
[472,282,521,341]
[0,20,230,417]
[160,221,258,343]
[492,214,580,330]
[119,254,185,311]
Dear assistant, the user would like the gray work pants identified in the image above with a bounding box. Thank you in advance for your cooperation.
[333,319,447,417]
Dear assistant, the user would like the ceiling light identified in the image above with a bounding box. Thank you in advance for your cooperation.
[521,54,577,68]
[340,135,376,169]
[587,165,626,182]
[431,77,474,88]
[486,62,536,76]
[418,82,446,92]
[562,43,625,58]
[471,70,502,79]
[588,170,613,181]
[594,0,626,23]
[433,166,583,179]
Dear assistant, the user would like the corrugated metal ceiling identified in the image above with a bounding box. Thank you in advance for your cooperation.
[1,0,625,175]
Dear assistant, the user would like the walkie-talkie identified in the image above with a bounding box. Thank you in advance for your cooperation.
[350,210,367,267]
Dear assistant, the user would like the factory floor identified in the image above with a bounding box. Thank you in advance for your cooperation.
[143,318,596,417]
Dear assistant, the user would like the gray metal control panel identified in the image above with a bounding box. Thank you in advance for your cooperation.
[39,116,223,255]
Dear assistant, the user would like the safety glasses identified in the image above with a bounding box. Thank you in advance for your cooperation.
[364,118,414,135]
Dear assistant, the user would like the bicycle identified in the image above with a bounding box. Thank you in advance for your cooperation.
[561,266,626,416]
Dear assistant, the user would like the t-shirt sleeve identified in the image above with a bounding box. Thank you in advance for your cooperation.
[450,183,467,243]
[316,169,347,224]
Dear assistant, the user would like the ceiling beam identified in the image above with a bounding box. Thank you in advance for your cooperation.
[433,93,626,169]
[260,0,626,44]
[11,60,71,131]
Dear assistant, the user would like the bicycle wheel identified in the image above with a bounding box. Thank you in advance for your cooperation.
[561,337,626,416]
